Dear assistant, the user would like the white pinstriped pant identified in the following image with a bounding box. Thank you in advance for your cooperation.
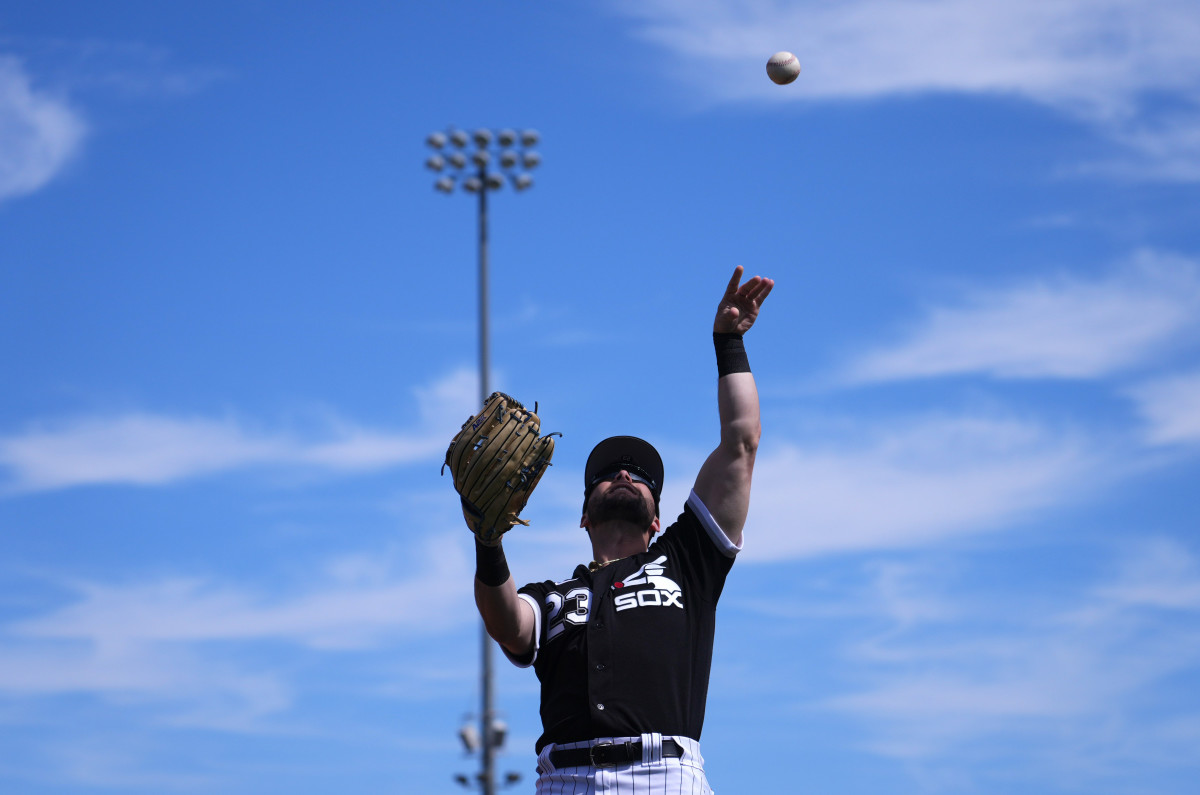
[533,734,713,795]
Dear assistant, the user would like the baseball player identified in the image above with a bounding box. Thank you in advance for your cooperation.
[456,266,773,793]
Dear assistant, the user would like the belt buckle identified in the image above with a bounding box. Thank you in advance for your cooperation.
[589,741,615,768]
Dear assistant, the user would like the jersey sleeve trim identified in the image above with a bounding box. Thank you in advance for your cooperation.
[687,489,742,558]
[501,592,542,668]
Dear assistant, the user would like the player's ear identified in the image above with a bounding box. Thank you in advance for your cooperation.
[648,516,661,537]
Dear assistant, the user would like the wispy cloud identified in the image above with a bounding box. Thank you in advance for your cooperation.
[745,412,1100,559]
[63,38,228,98]
[838,250,1200,384]
[40,739,220,792]
[1094,537,1200,609]
[615,0,1200,179]
[0,55,85,202]
[1125,369,1200,446]
[10,538,471,653]
[1079,108,1200,182]
[0,369,478,494]
[0,535,473,734]
[817,539,1200,782]
[0,640,292,726]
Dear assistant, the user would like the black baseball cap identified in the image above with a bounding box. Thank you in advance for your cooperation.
[584,436,664,515]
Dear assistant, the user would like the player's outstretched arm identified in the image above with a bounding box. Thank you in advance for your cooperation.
[474,541,537,659]
[693,266,773,547]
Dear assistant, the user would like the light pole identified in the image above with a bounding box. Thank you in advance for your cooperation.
[426,126,541,795]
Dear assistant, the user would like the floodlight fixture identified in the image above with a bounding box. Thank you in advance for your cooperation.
[488,719,508,749]
[425,127,540,197]
[459,723,481,753]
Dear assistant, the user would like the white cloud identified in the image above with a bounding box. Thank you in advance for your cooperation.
[64,40,229,99]
[413,367,481,435]
[817,540,1200,777]
[42,739,220,792]
[1125,369,1200,446]
[1094,537,1200,610]
[0,534,473,734]
[744,413,1099,559]
[0,55,85,202]
[839,251,1200,384]
[621,0,1200,109]
[1080,108,1200,182]
[0,641,290,720]
[11,538,471,652]
[615,0,1200,178]
[0,413,435,493]
[0,369,478,494]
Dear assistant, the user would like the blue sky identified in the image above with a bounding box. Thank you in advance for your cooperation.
[2,1,1200,793]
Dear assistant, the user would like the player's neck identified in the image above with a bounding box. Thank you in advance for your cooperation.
[588,521,652,566]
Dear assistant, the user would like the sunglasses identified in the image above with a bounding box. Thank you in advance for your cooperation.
[588,466,658,493]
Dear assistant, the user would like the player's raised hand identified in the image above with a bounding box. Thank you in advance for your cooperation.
[713,265,774,335]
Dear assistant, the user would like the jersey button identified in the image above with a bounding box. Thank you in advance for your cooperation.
[596,703,605,711]
[595,663,607,671]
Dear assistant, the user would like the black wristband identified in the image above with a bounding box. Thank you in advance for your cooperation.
[714,332,751,376]
[475,538,511,587]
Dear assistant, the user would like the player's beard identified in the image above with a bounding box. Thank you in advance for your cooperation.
[588,484,654,530]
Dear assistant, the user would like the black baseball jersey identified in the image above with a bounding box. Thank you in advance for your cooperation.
[506,490,740,753]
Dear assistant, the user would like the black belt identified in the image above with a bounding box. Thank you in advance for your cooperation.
[549,739,683,769]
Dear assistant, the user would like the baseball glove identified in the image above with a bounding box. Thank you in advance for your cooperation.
[444,391,558,546]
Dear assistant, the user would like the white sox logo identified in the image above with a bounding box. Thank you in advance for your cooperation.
[613,556,683,612]
[543,556,684,641]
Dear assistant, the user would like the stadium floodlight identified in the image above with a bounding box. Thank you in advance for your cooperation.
[425,128,541,795]
[425,127,540,200]
[459,723,481,753]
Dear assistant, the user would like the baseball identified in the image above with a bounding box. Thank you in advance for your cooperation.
[766,51,801,85]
